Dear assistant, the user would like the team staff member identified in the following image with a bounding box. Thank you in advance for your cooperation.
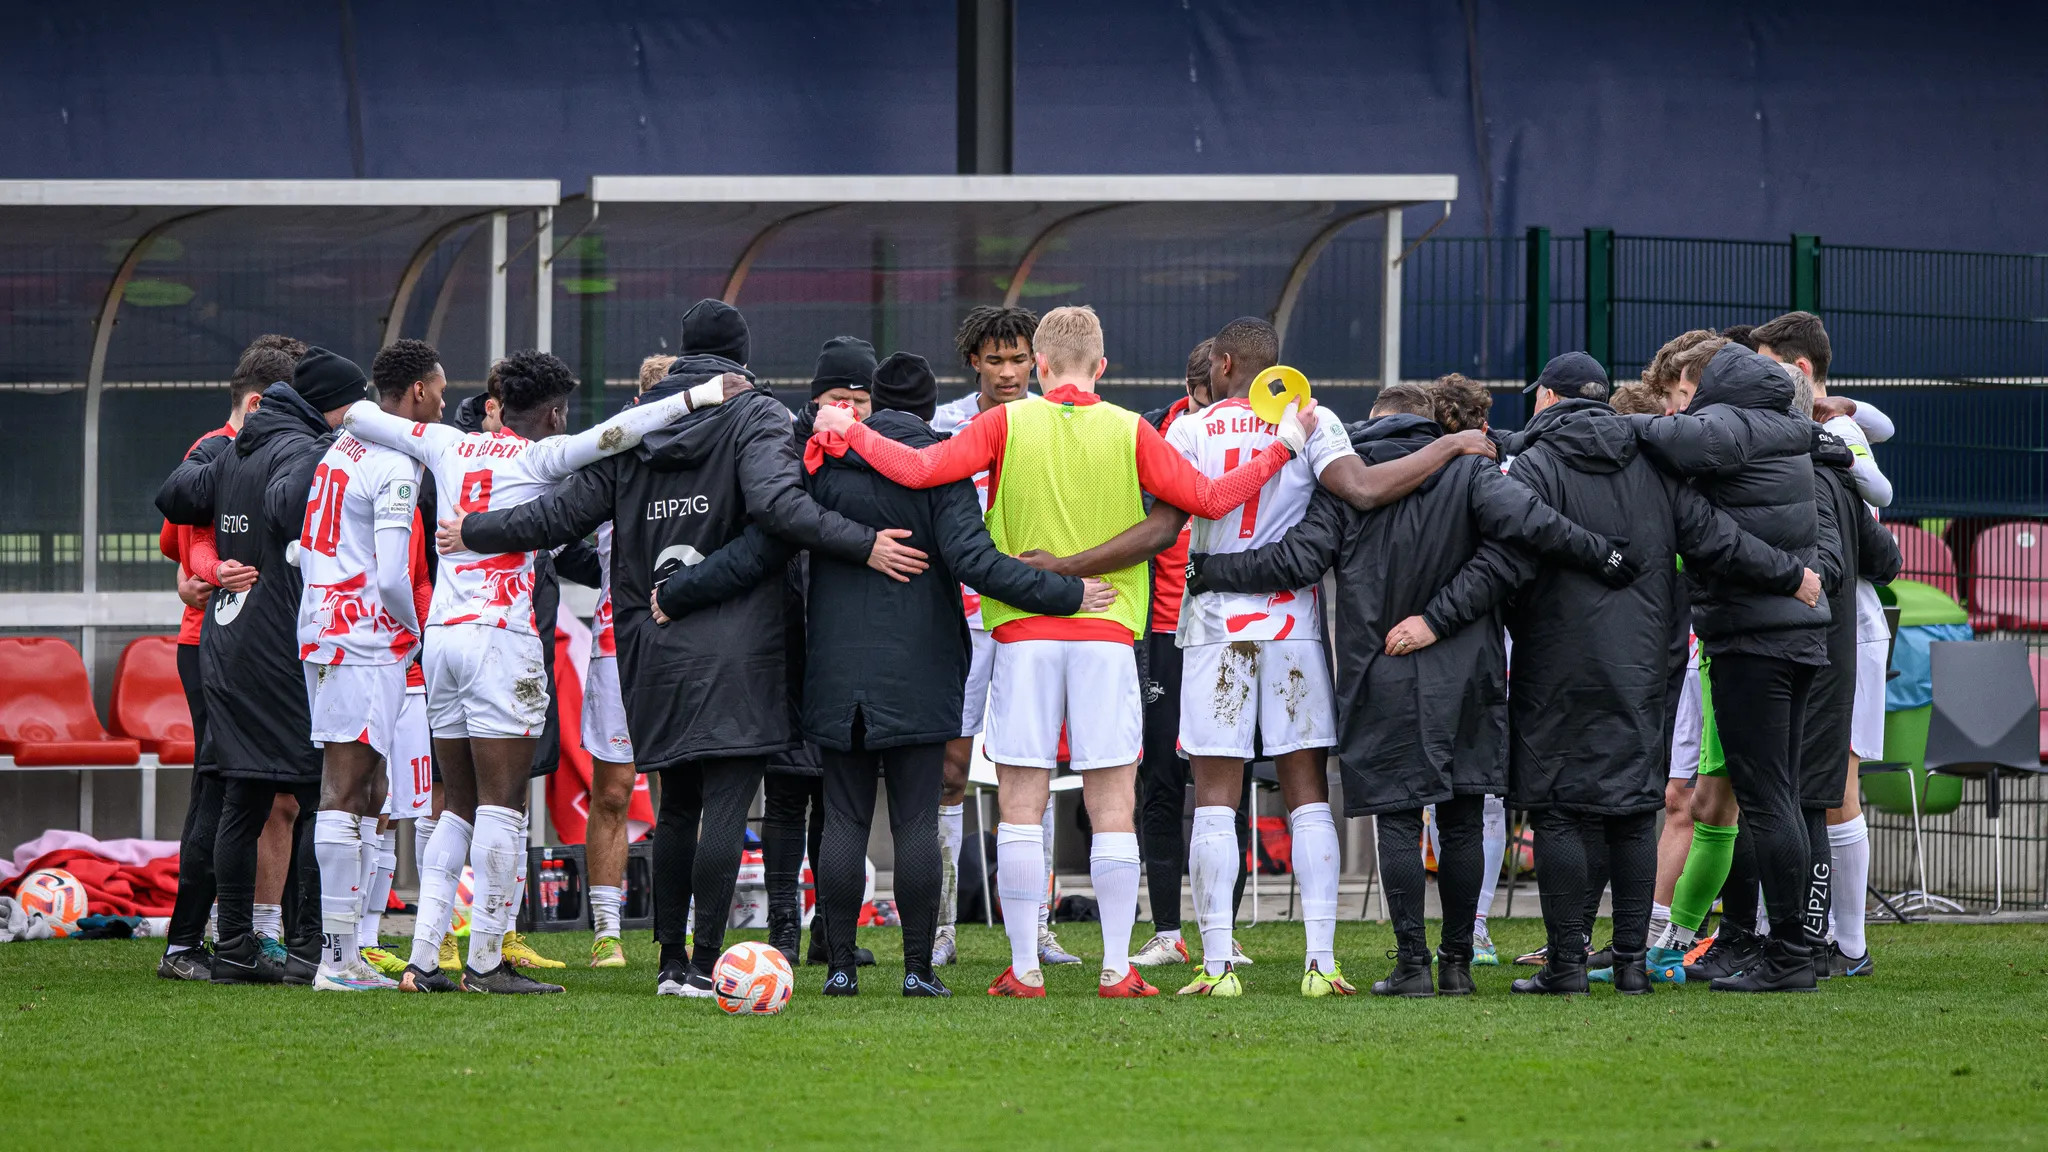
[156,348,363,985]
[1188,381,1629,997]
[657,352,1104,995]
[154,336,295,981]
[442,340,925,999]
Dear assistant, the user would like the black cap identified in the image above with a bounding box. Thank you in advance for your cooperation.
[873,352,937,421]
[1525,351,1610,399]
[453,393,490,434]
[293,347,369,413]
[681,298,749,365]
[809,336,877,399]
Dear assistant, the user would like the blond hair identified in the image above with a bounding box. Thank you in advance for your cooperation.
[1609,383,1666,416]
[1032,305,1105,379]
[638,354,677,393]
[1671,335,1730,385]
[1642,329,1720,392]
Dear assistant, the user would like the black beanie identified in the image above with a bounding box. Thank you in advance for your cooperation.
[681,298,750,366]
[293,347,368,413]
[809,336,877,399]
[873,352,937,422]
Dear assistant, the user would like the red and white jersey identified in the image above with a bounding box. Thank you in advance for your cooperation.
[1165,397,1356,647]
[933,390,1029,630]
[590,521,616,657]
[294,433,422,665]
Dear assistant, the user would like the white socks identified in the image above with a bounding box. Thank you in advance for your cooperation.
[1828,816,1871,958]
[406,812,472,972]
[1289,803,1339,972]
[465,805,524,974]
[996,823,1045,977]
[1476,794,1507,933]
[1648,902,1672,948]
[1091,832,1141,980]
[313,810,364,972]
[252,903,283,942]
[357,820,396,948]
[1037,797,1056,931]
[937,803,964,931]
[1189,806,1239,976]
[591,885,624,939]
[413,814,439,879]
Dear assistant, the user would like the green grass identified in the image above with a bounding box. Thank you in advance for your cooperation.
[3,920,2045,1149]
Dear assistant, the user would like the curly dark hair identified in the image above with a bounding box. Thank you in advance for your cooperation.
[954,305,1038,367]
[1430,373,1493,433]
[371,338,443,401]
[495,349,579,414]
[229,334,306,403]
[1212,316,1278,378]
[1719,324,1759,351]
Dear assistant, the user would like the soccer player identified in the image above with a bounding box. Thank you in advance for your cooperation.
[294,342,444,991]
[345,349,735,994]
[812,305,1309,999]
[930,305,1046,967]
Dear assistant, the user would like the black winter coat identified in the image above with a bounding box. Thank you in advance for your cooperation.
[656,408,1085,752]
[526,540,602,779]
[154,383,331,784]
[1196,414,1616,817]
[457,360,878,772]
[1800,432,1904,804]
[1446,398,1809,814]
[1630,344,1834,663]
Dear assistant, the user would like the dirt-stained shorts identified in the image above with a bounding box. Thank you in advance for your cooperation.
[423,623,547,740]
[1177,638,1336,760]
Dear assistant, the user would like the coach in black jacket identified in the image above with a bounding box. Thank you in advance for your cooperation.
[155,352,362,983]
[450,351,917,993]
[1415,392,1815,994]
[1628,341,1837,991]
[1192,385,1629,996]
[656,353,1091,991]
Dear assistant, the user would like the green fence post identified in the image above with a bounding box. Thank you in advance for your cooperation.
[1524,226,1551,386]
[1791,233,1821,313]
[1585,227,1615,372]
[576,234,608,431]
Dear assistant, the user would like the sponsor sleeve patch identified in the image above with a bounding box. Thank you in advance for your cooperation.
[374,478,419,527]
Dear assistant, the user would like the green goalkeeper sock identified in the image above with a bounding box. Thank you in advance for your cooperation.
[1667,821,1739,941]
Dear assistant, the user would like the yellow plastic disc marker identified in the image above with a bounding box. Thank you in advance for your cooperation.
[1248,364,1312,425]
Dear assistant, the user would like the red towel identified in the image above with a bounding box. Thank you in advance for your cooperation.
[1,848,180,917]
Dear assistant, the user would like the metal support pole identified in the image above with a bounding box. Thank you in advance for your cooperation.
[488,212,508,370]
[1791,233,1822,313]
[956,0,1015,175]
[1379,208,1404,389]
[140,765,157,839]
[78,772,93,837]
[534,208,553,355]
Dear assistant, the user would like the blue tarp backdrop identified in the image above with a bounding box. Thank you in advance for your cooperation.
[5,1,2043,251]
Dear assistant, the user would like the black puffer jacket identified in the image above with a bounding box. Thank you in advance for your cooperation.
[1631,344,1834,663]
[1800,431,1904,804]
[1196,414,1615,816]
[1436,398,1808,814]
[154,383,331,783]
[456,359,877,772]
[656,408,1084,752]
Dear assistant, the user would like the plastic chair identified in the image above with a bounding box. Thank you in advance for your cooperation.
[1886,523,1960,603]
[0,637,141,766]
[1924,639,2046,913]
[1967,522,2048,632]
[107,636,195,764]
[2034,652,2048,764]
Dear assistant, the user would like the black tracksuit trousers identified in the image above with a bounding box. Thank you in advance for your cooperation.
[1138,633,1250,932]
[1531,808,1658,960]
[165,643,221,949]
[763,771,825,949]
[212,778,317,945]
[819,735,946,973]
[1378,794,1486,962]
[653,755,765,975]
[1709,653,1818,953]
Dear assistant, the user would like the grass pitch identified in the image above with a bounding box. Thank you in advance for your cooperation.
[2,919,2044,1149]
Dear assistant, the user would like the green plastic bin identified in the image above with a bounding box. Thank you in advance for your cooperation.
[1864,579,1967,817]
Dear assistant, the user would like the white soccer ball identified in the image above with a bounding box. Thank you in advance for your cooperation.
[16,868,89,937]
[712,940,794,1016]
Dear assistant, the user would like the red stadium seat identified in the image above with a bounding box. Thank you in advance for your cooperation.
[108,636,195,764]
[1969,522,2048,632]
[1886,523,1959,602]
[0,638,141,766]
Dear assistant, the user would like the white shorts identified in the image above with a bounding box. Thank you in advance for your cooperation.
[424,624,548,740]
[384,686,432,819]
[1177,639,1336,760]
[1851,638,1887,761]
[984,639,1142,770]
[1669,664,1704,780]
[581,655,635,764]
[304,661,406,759]
[959,627,995,739]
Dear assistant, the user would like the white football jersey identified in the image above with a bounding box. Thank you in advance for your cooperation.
[933,390,1030,630]
[590,521,616,657]
[343,387,700,636]
[1166,396,1356,647]
[294,432,422,665]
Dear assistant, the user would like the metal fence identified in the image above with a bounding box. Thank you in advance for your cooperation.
[1870,772,2048,912]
